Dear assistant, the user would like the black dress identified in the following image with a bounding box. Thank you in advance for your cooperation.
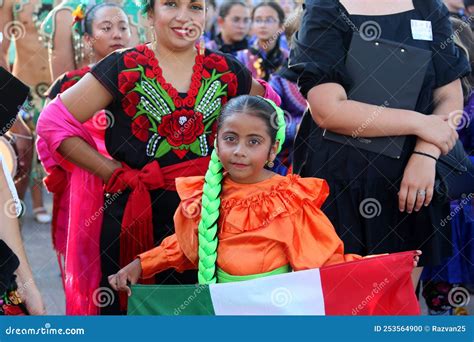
[289,0,470,266]
[90,45,252,314]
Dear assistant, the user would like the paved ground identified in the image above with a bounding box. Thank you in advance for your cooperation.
[20,189,473,316]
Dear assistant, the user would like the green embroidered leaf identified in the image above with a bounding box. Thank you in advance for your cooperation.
[154,139,172,159]
[189,139,202,156]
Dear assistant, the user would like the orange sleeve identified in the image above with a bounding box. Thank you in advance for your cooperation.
[138,234,197,279]
[283,203,362,271]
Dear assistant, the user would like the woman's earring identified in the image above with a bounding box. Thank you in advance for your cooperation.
[266,160,274,168]
[151,26,158,52]
[199,34,206,56]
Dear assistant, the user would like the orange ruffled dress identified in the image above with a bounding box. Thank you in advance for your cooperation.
[138,174,361,279]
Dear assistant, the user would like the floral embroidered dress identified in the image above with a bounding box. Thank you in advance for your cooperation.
[89,44,252,314]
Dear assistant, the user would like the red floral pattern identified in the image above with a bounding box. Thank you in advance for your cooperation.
[131,115,150,142]
[117,45,241,158]
[60,66,91,93]
[158,109,204,147]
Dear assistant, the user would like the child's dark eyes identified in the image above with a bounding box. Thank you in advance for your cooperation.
[164,1,177,7]
[101,26,111,32]
[190,4,204,11]
[249,139,261,145]
[223,136,236,142]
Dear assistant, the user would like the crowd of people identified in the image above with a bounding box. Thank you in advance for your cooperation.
[0,0,473,316]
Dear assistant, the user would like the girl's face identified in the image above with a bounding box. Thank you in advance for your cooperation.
[252,6,283,43]
[280,0,296,17]
[149,0,206,51]
[85,6,131,60]
[216,112,278,184]
[219,4,251,43]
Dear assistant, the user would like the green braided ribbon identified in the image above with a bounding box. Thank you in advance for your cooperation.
[197,149,223,284]
[258,97,286,154]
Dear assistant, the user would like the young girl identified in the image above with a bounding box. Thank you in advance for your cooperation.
[37,0,278,315]
[37,2,132,302]
[237,1,288,81]
[108,96,420,293]
[205,0,251,55]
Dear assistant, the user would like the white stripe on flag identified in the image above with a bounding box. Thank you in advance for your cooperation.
[209,269,325,315]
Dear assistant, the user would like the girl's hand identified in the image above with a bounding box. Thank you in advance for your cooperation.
[108,258,142,296]
[20,283,46,315]
[413,250,422,267]
[102,159,122,184]
[398,153,437,213]
[416,114,458,155]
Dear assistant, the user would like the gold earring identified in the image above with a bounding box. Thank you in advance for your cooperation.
[199,34,206,56]
[267,160,274,168]
[151,26,158,52]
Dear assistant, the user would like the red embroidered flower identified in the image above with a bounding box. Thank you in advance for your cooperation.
[136,44,146,53]
[2,304,26,316]
[122,92,140,117]
[158,110,204,147]
[204,54,228,73]
[145,68,156,79]
[131,115,150,142]
[123,51,149,68]
[184,97,195,107]
[202,69,211,79]
[220,72,238,97]
[65,66,90,79]
[118,71,140,94]
[60,79,78,93]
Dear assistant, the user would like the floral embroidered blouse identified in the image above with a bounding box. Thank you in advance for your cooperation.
[90,44,252,169]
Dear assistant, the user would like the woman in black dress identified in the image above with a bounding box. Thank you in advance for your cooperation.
[289,0,470,286]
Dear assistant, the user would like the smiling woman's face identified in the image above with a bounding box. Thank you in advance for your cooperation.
[149,0,206,51]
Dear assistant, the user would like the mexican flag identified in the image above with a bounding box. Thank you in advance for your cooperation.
[128,251,420,315]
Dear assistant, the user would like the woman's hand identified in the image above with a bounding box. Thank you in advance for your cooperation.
[19,283,46,315]
[398,153,437,213]
[416,114,458,155]
[101,159,122,184]
[108,258,142,296]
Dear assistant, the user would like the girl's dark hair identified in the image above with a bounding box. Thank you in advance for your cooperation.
[450,17,474,100]
[218,0,248,18]
[84,3,126,35]
[252,1,285,25]
[218,95,278,145]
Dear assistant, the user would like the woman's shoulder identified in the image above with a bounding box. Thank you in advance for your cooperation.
[219,174,330,232]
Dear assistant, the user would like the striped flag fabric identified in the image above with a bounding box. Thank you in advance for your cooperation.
[128,251,420,315]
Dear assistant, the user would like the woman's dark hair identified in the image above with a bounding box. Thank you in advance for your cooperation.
[218,95,279,145]
[450,17,474,99]
[251,1,285,25]
[218,0,248,18]
[84,3,126,35]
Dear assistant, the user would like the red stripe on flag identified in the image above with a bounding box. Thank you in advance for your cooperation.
[320,251,420,315]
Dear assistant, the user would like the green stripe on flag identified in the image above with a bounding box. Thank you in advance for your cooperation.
[128,284,215,316]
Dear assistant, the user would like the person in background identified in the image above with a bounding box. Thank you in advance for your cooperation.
[0,0,54,223]
[206,0,251,55]
[236,1,287,81]
[204,0,218,42]
[38,2,133,296]
[444,0,471,21]
[268,4,305,175]
[40,0,148,81]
